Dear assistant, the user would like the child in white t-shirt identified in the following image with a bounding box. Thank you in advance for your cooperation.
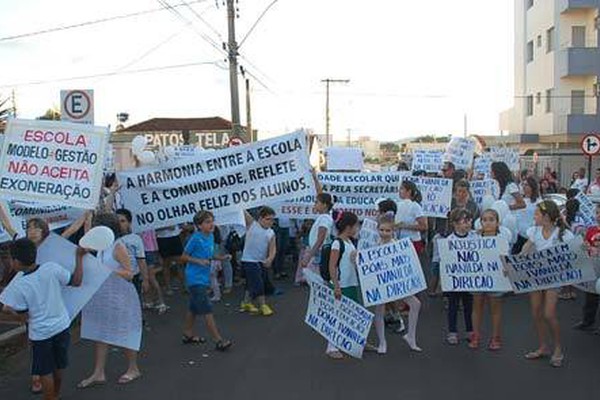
[520,200,574,368]
[0,238,85,400]
[326,212,360,360]
[240,207,277,316]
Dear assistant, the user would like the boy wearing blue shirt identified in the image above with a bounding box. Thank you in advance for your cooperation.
[180,211,232,351]
[0,238,85,400]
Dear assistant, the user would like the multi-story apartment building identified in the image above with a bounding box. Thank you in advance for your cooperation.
[501,0,600,146]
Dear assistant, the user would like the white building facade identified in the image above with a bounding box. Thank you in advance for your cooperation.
[501,0,600,140]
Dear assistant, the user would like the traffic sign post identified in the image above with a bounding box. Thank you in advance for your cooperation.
[581,134,600,191]
[60,89,94,124]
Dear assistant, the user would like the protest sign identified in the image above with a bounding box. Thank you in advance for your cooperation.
[443,137,475,170]
[304,270,373,359]
[358,218,380,251]
[491,147,519,171]
[81,273,142,351]
[325,147,364,171]
[438,237,512,292]
[473,153,492,179]
[470,180,500,206]
[275,172,409,220]
[403,176,452,218]
[36,233,112,320]
[504,237,596,293]
[357,239,426,307]
[411,150,443,173]
[575,192,596,227]
[574,260,600,293]
[118,132,315,232]
[0,119,108,209]
[7,200,85,235]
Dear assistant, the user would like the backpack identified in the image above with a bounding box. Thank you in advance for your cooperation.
[319,238,345,282]
[225,231,243,253]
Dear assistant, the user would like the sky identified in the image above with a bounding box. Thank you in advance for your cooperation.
[0,0,515,141]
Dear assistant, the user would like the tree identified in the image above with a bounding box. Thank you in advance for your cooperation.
[37,108,61,120]
[410,135,451,143]
[0,95,13,133]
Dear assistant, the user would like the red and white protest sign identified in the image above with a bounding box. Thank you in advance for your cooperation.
[0,119,109,209]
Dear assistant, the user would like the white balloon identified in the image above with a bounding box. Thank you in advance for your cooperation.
[596,278,600,295]
[164,146,176,158]
[491,200,510,224]
[131,135,148,155]
[480,195,496,213]
[79,226,115,252]
[138,150,156,165]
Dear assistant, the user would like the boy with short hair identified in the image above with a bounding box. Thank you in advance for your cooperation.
[240,207,277,316]
[0,238,85,400]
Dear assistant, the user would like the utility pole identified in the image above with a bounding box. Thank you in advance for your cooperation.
[245,78,252,141]
[11,89,17,118]
[227,0,242,139]
[463,113,468,138]
[321,78,349,147]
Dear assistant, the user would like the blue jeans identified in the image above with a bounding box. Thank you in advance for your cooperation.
[447,292,473,333]
[242,262,265,299]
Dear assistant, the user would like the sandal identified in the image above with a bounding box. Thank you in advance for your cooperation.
[31,376,42,394]
[488,337,502,351]
[524,349,549,360]
[182,335,206,345]
[117,373,142,385]
[364,343,379,353]
[468,332,480,349]
[326,350,344,360]
[215,339,233,352]
[77,378,107,389]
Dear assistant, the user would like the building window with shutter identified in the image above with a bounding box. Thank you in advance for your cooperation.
[546,27,554,53]
[546,89,553,113]
[526,95,534,116]
[571,90,585,114]
[527,41,534,62]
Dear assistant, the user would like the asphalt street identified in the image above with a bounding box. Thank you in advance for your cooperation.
[1,281,599,400]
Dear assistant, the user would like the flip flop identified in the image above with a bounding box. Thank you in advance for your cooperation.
[326,351,345,360]
[77,379,107,389]
[182,335,206,344]
[524,350,549,360]
[117,373,142,385]
[216,339,233,352]
[364,343,379,353]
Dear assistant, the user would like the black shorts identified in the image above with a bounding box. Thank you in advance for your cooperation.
[31,328,70,376]
[157,236,184,258]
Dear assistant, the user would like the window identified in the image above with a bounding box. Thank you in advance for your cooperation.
[537,35,542,48]
[546,89,553,113]
[572,26,586,47]
[571,90,585,114]
[527,0,534,9]
[527,41,534,62]
[526,95,534,116]
[536,92,541,104]
[546,27,555,53]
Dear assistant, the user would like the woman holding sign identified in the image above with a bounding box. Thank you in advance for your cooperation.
[520,200,574,368]
[395,181,428,254]
[78,213,143,387]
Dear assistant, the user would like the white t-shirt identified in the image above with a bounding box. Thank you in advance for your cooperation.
[588,182,600,196]
[395,201,424,241]
[526,226,575,251]
[331,239,358,288]
[309,214,334,248]
[241,221,275,262]
[571,178,588,192]
[500,182,520,208]
[0,262,71,341]
[516,197,541,238]
[117,233,145,275]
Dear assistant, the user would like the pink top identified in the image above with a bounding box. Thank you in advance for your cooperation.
[139,230,159,252]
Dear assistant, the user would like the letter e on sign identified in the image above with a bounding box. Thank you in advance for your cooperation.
[581,134,600,156]
[60,90,94,124]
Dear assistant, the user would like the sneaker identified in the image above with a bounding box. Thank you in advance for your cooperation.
[260,304,274,316]
[156,304,169,315]
[239,302,251,312]
[446,333,459,345]
[209,296,221,303]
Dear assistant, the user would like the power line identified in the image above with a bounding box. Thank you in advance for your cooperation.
[180,0,223,40]
[0,0,210,42]
[0,60,222,89]
[239,0,279,48]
